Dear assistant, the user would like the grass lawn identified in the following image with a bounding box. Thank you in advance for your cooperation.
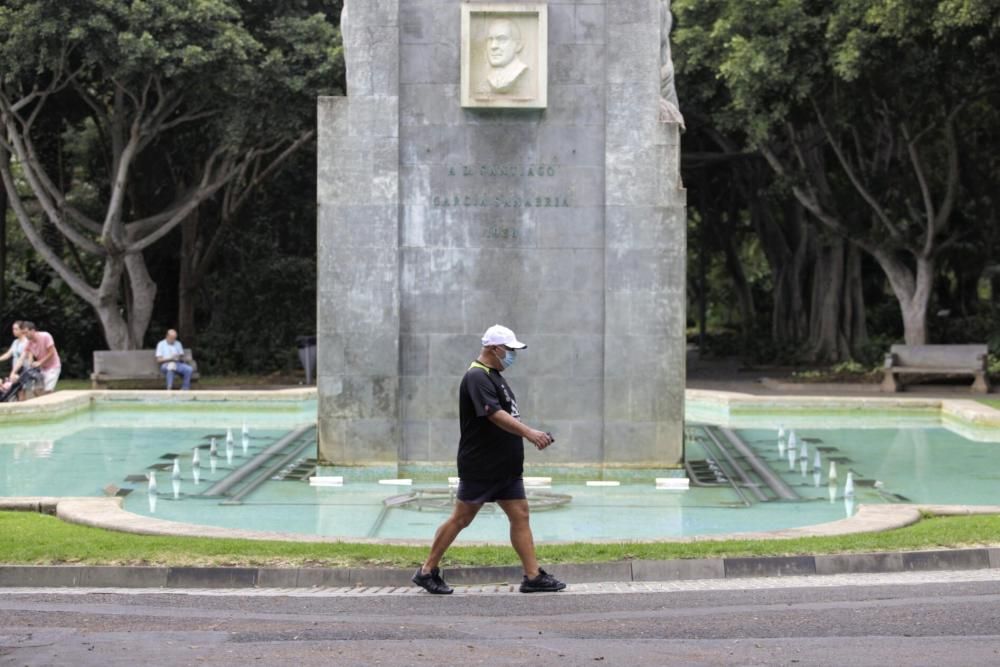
[976,399,1000,411]
[57,373,307,391]
[1,511,998,568]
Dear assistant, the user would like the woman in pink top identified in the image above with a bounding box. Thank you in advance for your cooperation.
[19,321,61,396]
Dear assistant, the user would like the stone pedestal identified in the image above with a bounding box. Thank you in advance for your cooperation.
[318,0,686,470]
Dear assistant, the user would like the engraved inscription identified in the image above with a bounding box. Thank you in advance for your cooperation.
[430,163,571,209]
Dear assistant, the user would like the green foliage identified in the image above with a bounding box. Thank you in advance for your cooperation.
[171,147,319,375]
[853,334,897,368]
[929,306,1000,351]
[1,511,997,567]
[0,218,103,379]
[675,0,1000,139]
[194,253,317,374]
[791,359,879,382]
[676,0,1000,358]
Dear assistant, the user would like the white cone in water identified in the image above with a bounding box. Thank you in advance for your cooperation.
[778,425,785,440]
[788,430,798,449]
[226,428,234,445]
[828,461,838,482]
[778,439,785,457]
[193,466,201,485]
[844,471,855,497]
[242,421,249,437]
[828,482,837,503]
[192,447,201,469]
[172,478,181,500]
[800,444,809,461]
[800,458,808,477]
[844,495,855,518]
[813,450,822,472]
[210,453,218,474]
[225,441,234,466]
[171,458,181,480]
[241,435,249,455]
[787,447,796,470]
[210,438,218,456]
[813,470,822,488]
[148,492,157,513]
[147,471,157,495]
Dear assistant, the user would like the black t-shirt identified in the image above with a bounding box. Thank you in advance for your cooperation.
[457,361,524,480]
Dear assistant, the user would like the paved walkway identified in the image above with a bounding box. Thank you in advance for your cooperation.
[2,568,999,598]
[687,357,998,398]
[3,570,1000,666]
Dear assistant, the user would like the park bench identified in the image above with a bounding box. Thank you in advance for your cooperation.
[91,350,199,389]
[881,344,990,393]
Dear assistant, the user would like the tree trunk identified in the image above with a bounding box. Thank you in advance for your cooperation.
[94,257,131,350]
[124,251,157,347]
[696,176,710,354]
[872,250,932,345]
[755,198,810,346]
[954,266,978,317]
[698,215,708,353]
[721,230,755,337]
[0,148,7,311]
[846,244,868,350]
[809,237,848,361]
[805,236,867,362]
[177,206,200,343]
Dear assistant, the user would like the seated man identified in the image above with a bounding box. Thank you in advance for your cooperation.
[155,329,193,390]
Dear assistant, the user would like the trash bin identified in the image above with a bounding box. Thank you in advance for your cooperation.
[296,335,317,385]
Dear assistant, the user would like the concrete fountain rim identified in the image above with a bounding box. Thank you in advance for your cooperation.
[1,496,998,546]
[2,388,1000,544]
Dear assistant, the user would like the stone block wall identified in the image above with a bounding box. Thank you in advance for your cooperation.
[319,0,686,470]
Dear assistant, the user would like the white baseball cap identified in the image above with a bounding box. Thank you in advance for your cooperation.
[481,324,527,349]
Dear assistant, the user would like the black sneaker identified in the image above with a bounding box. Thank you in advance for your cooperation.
[520,568,567,593]
[412,567,453,594]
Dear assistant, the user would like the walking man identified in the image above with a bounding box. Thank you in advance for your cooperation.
[155,329,194,390]
[412,325,566,594]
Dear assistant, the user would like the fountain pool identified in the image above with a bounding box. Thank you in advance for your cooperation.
[2,395,998,542]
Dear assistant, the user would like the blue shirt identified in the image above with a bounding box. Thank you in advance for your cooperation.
[7,338,26,370]
[155,340,184,362]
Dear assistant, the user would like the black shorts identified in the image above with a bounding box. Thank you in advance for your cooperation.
[456,477,526,504]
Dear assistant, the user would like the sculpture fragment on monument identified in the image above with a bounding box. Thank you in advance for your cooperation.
[483,18,529,94]
[460,4,547,109]
[659,0,685,127]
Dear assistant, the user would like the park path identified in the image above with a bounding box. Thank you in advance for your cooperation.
[2,570,1000,666]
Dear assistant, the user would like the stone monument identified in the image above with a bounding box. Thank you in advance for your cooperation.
[317,0,686,473]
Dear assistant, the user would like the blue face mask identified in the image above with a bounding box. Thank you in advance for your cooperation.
[497,348,516,369]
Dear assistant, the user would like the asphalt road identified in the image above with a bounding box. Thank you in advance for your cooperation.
[2,572,1000,666]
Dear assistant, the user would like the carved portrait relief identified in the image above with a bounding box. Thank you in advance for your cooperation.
[461,4,548,109]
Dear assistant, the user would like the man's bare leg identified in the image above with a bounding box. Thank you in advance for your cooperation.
[498,499,540,578]
[421,500,482,573]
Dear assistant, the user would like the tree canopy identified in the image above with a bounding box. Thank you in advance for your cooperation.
[3,0,1000,376]
[676,0,1000,353]
[0,0,342,349]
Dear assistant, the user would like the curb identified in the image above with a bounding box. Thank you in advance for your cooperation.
[2,548,998,589]
[758,377,882,393]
